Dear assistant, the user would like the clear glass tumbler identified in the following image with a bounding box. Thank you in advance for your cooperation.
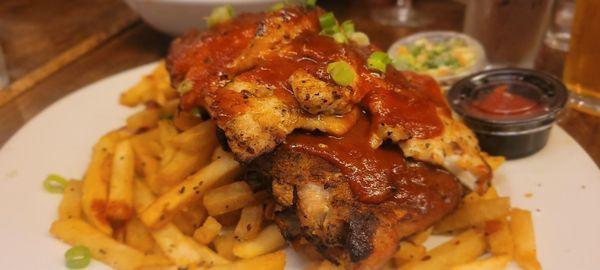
[463,0,553,68]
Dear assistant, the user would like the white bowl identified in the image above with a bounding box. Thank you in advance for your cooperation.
[388,31,487,89]
[124,0,281,36]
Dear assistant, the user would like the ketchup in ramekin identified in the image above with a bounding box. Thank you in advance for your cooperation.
[447,68,568,159]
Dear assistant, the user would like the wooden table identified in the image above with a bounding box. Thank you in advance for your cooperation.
[1,0,598,167]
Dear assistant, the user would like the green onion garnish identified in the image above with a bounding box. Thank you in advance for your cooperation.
[341,20,355,35]
[269,2,285,11]
[332,32,347,44]
[349,32,370,46]
[65,245,91,269]
[327,61,356,86]
[367,51,392,73]
[306,0,317,9]
[319,12,336,29]
[206,5,235,27]
[43,174,67,194]
[177,80,194,95]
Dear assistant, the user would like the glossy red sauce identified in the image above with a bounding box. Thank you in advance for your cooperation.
[471,84,541,115]
[285,113,456,204]
[171,7,457,203]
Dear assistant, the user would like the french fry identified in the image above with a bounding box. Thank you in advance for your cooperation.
[58,180,83,220]
[140,156,240,229]
[214,230,237,260]
[152,223,229,267]
[211,146,230,161]
[193,216,222,245]
[434,197,511,233]
[206,251,286,270]
[482,153,505,172]
[463,187,499,204]
[82,132,121,235]
[130,129,162,159]
[158,150,209,189]
[485,219,514,256]
[50,219,170,270]
[125,218,156,253]
[203,181,255,216]
[394,241,427,266]
[120,61,176,107]
[126,109,161,133]
[172,204,208,236]
[398,230,487,270]
[234,204,263,241]
[138,154,163,195]
[510,209,541,270]
[107,140,136,221]
[169,121,217,153]
[158,120,178,166]
[133,180,229,267]
[232,224,286,259]
[449,255,511,270]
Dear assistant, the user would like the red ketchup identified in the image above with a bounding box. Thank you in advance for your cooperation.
[447,68,567,159]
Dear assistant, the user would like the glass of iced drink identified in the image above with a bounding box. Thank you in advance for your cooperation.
[463,0,553,68]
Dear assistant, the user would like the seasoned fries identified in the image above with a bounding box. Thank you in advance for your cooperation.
[449,255,511,270]
[232,224,286,259]
[49,63,541,270]
[207,251,286,270]
[140,156,241,229]
[399,230,487,270]
[192,216,222,245]
[203,181,255,216]
[434,197,511,233]
[107,140,135,221]
[510,209,542,270]
[234,204,263,240]
[58,180,83,220]
[50,219,170,270]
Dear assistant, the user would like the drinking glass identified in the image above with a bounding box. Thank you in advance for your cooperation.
[563,0,600,114]
[544,0,575,51]
[463,0,553,68]
[370,0,426,27]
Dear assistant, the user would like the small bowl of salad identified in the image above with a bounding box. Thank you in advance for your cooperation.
[388,31,486,89]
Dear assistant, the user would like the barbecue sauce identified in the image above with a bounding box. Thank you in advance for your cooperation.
[286,113,457,205]
[173,7,455,204]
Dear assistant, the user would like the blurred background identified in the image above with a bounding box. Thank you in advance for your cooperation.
[0,0,598,165]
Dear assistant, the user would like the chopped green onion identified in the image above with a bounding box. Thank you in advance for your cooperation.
[319,12,336,29]
[269,2,285,11]
[177,80,194,95]
[43,174,67,194]
[65,245,91,269]
[349,32,370,46]
[306,0,317,8]
[327,61,356,86]
[319,25,340,36]
[332,32,347,44]
[206,5,235,27]
[341,20,355,35]
[368,51,392,73]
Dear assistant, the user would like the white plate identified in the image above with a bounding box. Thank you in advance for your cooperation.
[0,63,599,270]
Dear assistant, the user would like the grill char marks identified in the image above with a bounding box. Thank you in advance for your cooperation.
[250,148,462,269]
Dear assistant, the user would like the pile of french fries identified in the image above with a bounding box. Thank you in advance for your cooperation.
[50,62,541,270]
[50,62,286,270]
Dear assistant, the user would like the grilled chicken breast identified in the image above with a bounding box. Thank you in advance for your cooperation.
[166,5,493,269]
